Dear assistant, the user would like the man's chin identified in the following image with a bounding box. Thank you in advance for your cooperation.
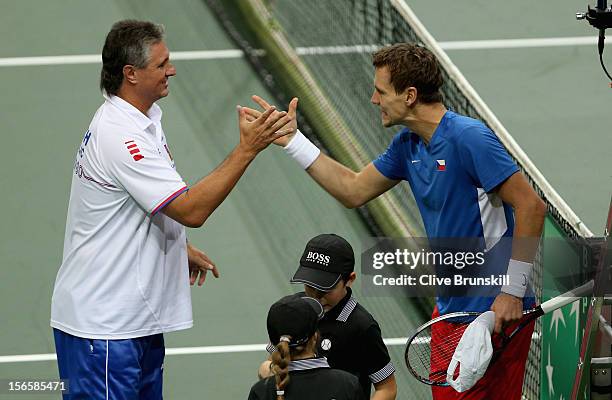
[158,87,170,98]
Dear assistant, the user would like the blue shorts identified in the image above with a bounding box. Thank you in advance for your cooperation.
[53,329,165,400]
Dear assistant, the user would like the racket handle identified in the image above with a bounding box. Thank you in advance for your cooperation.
[540,280,594,314]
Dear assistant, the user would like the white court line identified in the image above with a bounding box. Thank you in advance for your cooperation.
[0,36,597,67]
[295,37,597,53]
[0,49,246,67]
[0,354,57,363]
[0,331,544,363]
[438,36,597,50]
[0,338,405,364]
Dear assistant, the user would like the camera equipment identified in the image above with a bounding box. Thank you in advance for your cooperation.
[577,1,612,84]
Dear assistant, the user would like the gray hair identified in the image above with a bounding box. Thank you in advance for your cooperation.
[100,20,165,95]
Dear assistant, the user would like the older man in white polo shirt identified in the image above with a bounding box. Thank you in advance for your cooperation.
[50,20,292,399]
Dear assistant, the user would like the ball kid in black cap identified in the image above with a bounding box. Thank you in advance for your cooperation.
[249,294,364,400]
[267,294,324,348]
[291,234,356,304]
[288,234,397,398]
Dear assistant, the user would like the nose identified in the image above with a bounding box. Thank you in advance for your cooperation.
[370,90,379,105]
[167,63,176,77]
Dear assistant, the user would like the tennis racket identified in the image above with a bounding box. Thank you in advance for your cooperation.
[404,280,594,386]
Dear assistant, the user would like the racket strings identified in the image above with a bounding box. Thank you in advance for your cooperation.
[406,321,469,384]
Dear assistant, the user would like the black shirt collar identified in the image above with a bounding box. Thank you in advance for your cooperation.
[322,287,357,323]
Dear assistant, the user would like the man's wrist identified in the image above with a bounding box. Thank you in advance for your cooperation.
[284,129,320,169]
[234,143,258,162]
[501,259,532,298]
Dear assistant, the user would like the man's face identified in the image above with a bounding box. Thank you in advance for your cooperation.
[303,273,355,312]
[134,41,176,102]
[370,66,410,127]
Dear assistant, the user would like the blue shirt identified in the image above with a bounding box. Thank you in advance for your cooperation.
[373,111,528,313]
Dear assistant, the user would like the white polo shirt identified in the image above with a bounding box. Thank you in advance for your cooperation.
[51,94,193,339]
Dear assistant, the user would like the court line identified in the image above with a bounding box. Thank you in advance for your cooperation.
[0,36,597,67]
[0,332,542,363]
[439,36,596,50]
[0,338,406,363]
[0,49,246,67]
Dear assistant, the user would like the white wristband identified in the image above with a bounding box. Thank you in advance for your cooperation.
[501,259,532,298]
[284,129,320,169]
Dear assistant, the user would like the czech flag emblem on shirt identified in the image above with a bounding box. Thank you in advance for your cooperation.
[436,159,446,171]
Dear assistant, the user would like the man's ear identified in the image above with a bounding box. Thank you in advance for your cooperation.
[405,86,418,107]
[123,65,137,85]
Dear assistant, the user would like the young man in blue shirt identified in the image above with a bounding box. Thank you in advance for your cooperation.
[247,43,546,399]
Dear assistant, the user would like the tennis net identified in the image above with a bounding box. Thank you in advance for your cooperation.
[207,1,595,398]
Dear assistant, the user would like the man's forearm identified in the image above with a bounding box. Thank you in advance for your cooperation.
[511,196,546,262]
[496,173,547,299]
[306,154,363,208]
[166,145,256,227]
[500,194,546,299]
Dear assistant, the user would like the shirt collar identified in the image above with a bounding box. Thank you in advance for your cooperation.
[412,109,452,147]
[104,92,162,132]
[322,287,357,323]
[288,357,330,372]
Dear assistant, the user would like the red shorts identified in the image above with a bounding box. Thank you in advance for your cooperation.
[430,307,535,400]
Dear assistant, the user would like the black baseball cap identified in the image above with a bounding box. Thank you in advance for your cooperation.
[267,294,324,347]
[290,234,355,291]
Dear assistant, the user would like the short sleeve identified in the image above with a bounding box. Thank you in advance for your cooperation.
[456,124,519,192]
[372,130,408,180]
[102,134,188,215]
[361,323,395,383]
